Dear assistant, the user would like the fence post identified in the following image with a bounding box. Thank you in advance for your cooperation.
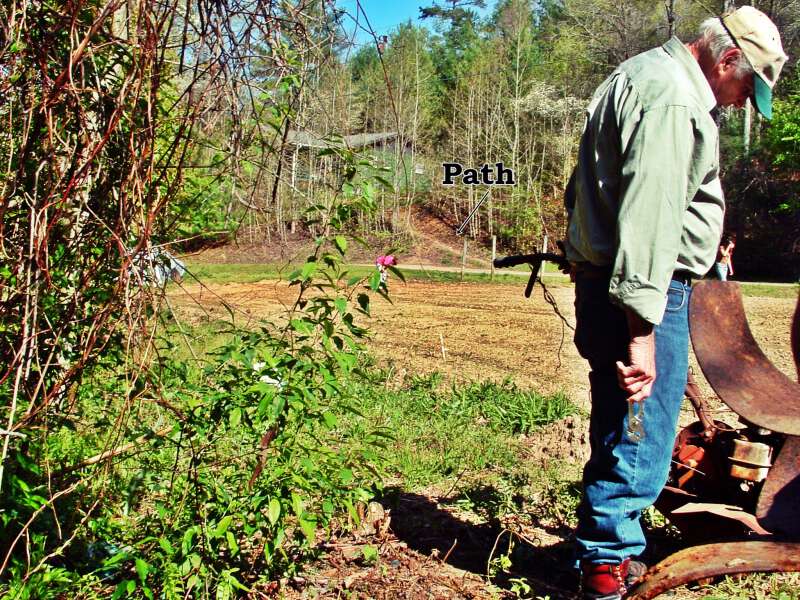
[491,235,496,281]
[541,235,548,274]
[461,238,468,282]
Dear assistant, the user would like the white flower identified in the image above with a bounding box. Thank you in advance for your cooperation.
[259,375,284,390]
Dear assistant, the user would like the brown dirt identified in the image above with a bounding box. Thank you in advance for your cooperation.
[169,278,798,599]
[188,206,495,269]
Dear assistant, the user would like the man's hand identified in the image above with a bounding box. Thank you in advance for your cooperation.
[616,309,656,402]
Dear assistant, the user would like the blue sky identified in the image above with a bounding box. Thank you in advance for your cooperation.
[336,1,495,45]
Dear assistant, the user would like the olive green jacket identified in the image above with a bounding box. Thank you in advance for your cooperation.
[565,37,724,325]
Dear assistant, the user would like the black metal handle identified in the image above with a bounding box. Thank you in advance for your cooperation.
[493,254,538,269]
[493,252,569,298]
[493,252,569,270]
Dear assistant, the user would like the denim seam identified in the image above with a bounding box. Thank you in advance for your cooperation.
[664,282,687,312]
[620,402,642,555]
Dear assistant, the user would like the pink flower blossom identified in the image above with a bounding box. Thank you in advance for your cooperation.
[375,255,397,267]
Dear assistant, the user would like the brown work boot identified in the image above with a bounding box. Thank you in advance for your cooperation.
[581,558,631,600]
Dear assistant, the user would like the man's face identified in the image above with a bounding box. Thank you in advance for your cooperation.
[708,48,755,108]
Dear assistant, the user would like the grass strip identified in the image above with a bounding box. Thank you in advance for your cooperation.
[185,262,798,298]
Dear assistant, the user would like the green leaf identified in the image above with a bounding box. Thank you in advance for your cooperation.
[135,558,150,584]
[290,319,314,334]
[387,265,405,282]
[357,293,370,315]
[322,411,337,428]
[298,517,316,543]
[339,468,354,484]
[334,235,347,254]
[363,181,375,203]
[301,261,317,280]
[268,498,281,525]
[369,270,381,291]
[182,526,198,554]
[158,537,174,555]
[292,493,304,516]
[213,515,233,538]
[111,581,130,600]
[229,407,242,428]
[226,531,239,555]
[362,545,379,563]
[334,297,347,314]
[222,569,251,592]
[180,558,192,577]
[374,175,394,191]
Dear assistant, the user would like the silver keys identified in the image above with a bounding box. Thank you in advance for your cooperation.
[627,400,645,443]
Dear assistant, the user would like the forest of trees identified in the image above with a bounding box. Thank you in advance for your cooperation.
[177,0,800,276]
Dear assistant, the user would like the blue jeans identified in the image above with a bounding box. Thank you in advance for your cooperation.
[573,275,690,564]
[714,262,728,281]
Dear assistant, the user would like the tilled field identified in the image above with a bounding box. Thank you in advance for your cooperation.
[170,277,796,411]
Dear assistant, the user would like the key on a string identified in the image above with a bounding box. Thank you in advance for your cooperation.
[627,400,645,443]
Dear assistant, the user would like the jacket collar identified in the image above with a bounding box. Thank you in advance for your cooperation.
[663,36,717,114]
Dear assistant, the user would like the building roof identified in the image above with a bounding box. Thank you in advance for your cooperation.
[285,130,399,149]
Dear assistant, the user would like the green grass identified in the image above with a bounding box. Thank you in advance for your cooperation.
[740,282,799,299]
[184,262,285,283]
[159,318,238,361]
[184,261,566,287]
[344,371,577,490]
[159,314,579,497]
[186,262,797,298]
[695,572,800,600]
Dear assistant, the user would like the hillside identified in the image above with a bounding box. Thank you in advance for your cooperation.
[191,206,520,270]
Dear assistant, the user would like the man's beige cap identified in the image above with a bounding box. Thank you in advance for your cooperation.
[721,6,788,119]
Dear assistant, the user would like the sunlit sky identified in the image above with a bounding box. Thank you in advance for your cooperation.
[336,0,496,45]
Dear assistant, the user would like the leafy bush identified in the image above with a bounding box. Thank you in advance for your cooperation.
[765,65,800,172]
[0,88,398,597]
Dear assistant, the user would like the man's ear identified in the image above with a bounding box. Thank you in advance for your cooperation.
[720,47,743,70]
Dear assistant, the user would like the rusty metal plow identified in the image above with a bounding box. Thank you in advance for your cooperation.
[627,281,800,599]
[628,542,800,598]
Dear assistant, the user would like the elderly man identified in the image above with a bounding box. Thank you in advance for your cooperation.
[563,7,787,599]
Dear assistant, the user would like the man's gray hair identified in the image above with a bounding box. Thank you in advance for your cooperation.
[697,16,754,78]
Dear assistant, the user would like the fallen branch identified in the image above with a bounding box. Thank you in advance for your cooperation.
[56,425,174,475]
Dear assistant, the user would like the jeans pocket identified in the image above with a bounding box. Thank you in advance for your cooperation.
[664,283,688,312]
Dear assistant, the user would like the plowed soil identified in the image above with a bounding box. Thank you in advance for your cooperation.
[169,277,798,599]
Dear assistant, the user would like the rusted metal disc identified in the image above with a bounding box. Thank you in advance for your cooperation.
[689,281,800,435]
[757,435,800,537]
[627,541,800,599]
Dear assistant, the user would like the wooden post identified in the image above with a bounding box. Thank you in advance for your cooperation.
[461,238,468,282]
[491,235,496,281]
[542,235,548,274]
